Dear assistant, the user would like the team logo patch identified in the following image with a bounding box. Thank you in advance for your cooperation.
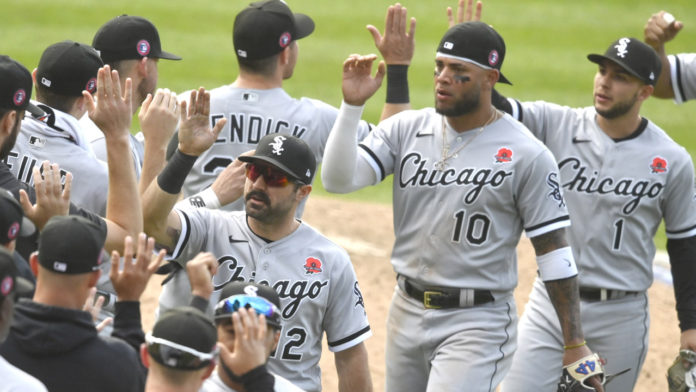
[443,41,454,50]
[270,135,287,156]
[7,222,19,241]
[13,89,26,106]
[136,39,151,56]
[353,282,365,309]
[546,172,566,208]
[85,77,97,94]
[279,32,292,49]
[1,276,13,296]
[488,50,499,66]
[304,257,322,274]
[650,157,667,173]
[494,147,513,163]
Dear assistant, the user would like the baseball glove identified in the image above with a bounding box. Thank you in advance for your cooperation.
[667,349,696,392]
[556,353,607,392]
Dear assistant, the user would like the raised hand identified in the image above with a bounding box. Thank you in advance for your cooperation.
[185,252,218,300]
[342,54,386,106]
[84,65,133,139]
[644,10,684,49]
[109,233,165,302]
[217,307,269,376]
[367,3,415,66]
[447,0,482,27]
[19,161,71,230]
[83,287,113,332]
[177,87,227,156]
[139,88,179,151]
[210,150,253,206]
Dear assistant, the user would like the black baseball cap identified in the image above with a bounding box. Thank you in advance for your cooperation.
[38,215,106,274]
[215,281,282,328]
[0,188,35,244]
[36,41,103,97]
[238,134,316,185]
[233,0,315,61]
[0,248,34,303]
[93,15,182,64]
[0,56,43,116]
[587,37,662,86]
[436,21,511,85]
[148,306,218,370]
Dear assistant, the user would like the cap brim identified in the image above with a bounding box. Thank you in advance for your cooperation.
[587,54,645,83]
[25,103,45,117]
[238,156,304,183]
[156,50,182,61]
[14,276,35,299]
[293,13,315,40]
[19,217,36,237]
[498,72,512,85]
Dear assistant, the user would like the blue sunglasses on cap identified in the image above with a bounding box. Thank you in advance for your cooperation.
[214,294,282,328]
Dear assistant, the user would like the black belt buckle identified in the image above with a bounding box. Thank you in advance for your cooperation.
[423,290,446,309]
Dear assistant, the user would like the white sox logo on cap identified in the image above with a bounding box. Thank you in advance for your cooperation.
[271,135,287,156]
[137,39,151,56]
[244,285,259,296]
[614,38,630,58]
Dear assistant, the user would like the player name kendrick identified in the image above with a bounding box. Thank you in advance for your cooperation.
[210,113,307,144]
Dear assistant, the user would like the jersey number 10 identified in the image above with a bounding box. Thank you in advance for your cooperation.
[452,210,491,244]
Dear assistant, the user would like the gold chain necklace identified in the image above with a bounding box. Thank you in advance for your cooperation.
[434,109,499,171]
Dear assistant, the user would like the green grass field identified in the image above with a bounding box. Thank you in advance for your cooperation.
[3,0,695,247]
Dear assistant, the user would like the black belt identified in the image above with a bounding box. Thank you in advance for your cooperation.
[579,288,640,302]
[400,277,494,309]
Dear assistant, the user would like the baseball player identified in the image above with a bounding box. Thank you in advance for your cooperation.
[484,37,696,392]
[7,41,110,216]
[173,0,371,214]
[644,10,696,104]
[81,15,181,192]
[321,22,604,392]
[142,92,372,392]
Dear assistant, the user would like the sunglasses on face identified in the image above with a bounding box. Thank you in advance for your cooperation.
[214,294,282,327]
[145,333,218,370]
[245,163,298,187]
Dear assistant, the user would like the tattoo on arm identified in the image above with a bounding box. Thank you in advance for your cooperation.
[544,277,583,343]
[530,227,568,255]
[160,226,181,254]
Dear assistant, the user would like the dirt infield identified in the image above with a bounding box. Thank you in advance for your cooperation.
[140,196,679,391]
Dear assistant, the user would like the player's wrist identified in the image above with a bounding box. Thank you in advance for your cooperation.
[386,64,409,104]
[157,149,197,194]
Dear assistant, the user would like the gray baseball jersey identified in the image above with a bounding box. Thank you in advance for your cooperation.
[80,115,144,179]
[500,100,696,392]
[5,103,109,216]
[508,101,696,290]
[160,208,371,392]
[358,108,570,291]
[668,53,696,103]
[179,86,371,212]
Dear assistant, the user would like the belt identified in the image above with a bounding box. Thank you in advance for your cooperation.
[398,276,494,309]
[579,288,640,302]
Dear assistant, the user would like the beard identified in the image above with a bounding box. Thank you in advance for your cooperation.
[0,114,21,160]
[435,88,481,117]
[595,92,639,119]
[244,188,297,225]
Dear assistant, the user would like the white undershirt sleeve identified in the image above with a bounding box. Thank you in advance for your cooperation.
[321,101,377,193]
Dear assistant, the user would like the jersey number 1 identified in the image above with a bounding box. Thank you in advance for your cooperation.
[452,210,491,245]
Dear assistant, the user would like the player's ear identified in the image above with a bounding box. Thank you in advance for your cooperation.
[29,252,39,277]
[137,57,149,77]
[140,343,150,368]
[295,184,312,201]
[484,69,500,90]
[0,110,17,135]
[637,83,654,102]
[271,328,281,350]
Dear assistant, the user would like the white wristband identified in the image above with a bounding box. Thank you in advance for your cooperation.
[537,246,578,281]
[187,187,221,210]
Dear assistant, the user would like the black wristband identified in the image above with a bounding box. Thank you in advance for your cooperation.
[241,364,274,392]
[156,149,197,194]
[386,64,410,104]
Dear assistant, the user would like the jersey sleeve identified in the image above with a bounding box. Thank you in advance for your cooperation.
[323,252,371,352]
[669,53,696,104]
[516,148,571,238]
[509,99,574,144]
[170,207,212,264]
[662,150,696,239]
[356,115,403,183]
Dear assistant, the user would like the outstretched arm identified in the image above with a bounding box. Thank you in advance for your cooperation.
[322,55,384,193]
[138,88,179,196]
[530,228,604,392]
[335,343,372,392]
[644,11,684,99]
[142,88,226,250]
[84,65,142,253]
